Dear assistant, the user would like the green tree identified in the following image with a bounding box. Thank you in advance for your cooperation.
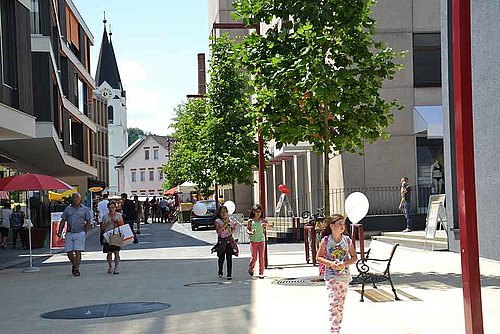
[234,0,404,214]
[163,35,258,198]
[163,99,213,196]
[205,34,258,196]
[127,127,146,146]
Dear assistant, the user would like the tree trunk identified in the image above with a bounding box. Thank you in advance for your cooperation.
[323,111,330,216]
[231,181,236,202]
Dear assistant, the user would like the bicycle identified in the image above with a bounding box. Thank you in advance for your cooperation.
[301,207,325,263]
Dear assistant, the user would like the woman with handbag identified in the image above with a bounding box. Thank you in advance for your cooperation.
[101,202,124,274]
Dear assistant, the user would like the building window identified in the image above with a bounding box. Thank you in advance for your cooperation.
[145,150,150,160]
[78,78,85,113]
[149,170,154,181]
[30,0,41,34]
[153,148,159,160]
[131,171,136,182]
[413,33,441,87]
[140,170,145,182]
[0,0,17,88]
[108,106,114,124]
[158,169,163,180]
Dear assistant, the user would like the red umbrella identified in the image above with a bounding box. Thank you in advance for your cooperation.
[0,173,71,191]
[0,174,71,273]
[164,186,178,196]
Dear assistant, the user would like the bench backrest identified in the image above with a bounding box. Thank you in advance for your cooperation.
[365,242,399,274]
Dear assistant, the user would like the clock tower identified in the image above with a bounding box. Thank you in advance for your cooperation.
[94,16,128,192]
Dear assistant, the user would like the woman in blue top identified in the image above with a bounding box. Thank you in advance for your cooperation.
[316,214,357,334]
[247,204,273,279]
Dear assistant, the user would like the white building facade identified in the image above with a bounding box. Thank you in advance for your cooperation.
[116,135,174,197]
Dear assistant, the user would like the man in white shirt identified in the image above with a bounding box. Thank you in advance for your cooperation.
[97,194,109,245]
[97,193,109,224]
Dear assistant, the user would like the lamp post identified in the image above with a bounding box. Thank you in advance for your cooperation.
[452,0,484,332]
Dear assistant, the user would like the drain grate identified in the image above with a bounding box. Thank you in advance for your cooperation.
[41,302,170,319]
[273,277,325,286]
[184,282,225,287]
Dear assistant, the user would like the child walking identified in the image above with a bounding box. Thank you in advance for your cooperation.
[247,204,273,279]
[316,214,357,334]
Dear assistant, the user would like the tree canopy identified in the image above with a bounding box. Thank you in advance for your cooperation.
[234,0,404,214]
[163,35,258,196]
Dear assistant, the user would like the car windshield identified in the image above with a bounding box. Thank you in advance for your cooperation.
[198,200,215,211]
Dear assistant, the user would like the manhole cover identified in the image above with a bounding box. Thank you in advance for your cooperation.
[41,302,170,319]
[273,277,325,286]
[184,282,225,287]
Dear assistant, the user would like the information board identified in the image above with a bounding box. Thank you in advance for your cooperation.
[50,212,65,251]
[423,194,447,250]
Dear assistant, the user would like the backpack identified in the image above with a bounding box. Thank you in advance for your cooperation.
[11,211,23,229]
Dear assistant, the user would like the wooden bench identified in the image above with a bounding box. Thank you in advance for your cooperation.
[355,242,400,302]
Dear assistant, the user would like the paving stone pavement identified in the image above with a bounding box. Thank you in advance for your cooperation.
[0,222,499,334]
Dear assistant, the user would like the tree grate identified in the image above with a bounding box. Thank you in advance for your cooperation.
[273,277,325,286]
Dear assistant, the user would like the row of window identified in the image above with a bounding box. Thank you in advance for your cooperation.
[144,147,160,160]
[131,169,164,182]
[131,190,164,195]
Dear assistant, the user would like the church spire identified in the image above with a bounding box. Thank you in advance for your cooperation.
[95,16,122,90]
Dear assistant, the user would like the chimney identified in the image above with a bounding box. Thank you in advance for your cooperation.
[197,53,206,95]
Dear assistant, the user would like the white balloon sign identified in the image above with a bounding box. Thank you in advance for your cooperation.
[192,202,208,216]
[345,192,369,224]
[224,200,236,215]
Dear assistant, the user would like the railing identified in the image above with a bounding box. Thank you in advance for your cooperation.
[280,185,433,218]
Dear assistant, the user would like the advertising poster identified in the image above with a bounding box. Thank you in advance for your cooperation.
[50,212,65,250]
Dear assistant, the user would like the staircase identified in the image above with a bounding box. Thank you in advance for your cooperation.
[372,230,448,250]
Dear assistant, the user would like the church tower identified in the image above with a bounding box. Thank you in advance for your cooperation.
[94,16,128,191]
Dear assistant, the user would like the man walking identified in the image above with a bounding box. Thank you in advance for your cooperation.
[121,193,138,243]
[97,193,109,245]
[398,177,412,232]
[57,193,91,277]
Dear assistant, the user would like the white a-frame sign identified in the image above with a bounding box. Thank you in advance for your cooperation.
[423,194,448,251]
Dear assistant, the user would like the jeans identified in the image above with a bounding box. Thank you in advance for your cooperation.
[126,219,138,243]
[218,242,233,277]
[249,241,265,275]
[402,202,412,230]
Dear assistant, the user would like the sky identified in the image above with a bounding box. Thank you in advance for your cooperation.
[73,0,210,136]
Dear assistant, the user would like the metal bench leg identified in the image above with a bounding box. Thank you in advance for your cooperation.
[387,274,400,301]
[360,280,365,302]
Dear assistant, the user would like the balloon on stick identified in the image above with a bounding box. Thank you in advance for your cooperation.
[345,192,369,224]
[224,200,236,215]
[192,202,207,216]
[278,184,286,193]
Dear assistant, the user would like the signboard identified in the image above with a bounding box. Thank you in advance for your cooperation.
[50,212,65,251]
[423,194,447,251]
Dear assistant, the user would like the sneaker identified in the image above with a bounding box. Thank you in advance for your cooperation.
[73,270,80,277]
[402,228,412,232]
[227,276,232,280]
[258,274,264,279]
[218,273,223,278]
[248,270,254,277]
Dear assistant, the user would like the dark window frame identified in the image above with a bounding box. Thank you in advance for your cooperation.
[413,33,442,88]
[0,0,18,89]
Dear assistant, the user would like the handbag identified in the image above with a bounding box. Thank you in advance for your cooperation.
[108,225,124,250]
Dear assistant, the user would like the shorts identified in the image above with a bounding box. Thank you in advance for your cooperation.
[0,227,8,237]
[64,231,86,252]
[102,242,121,253]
